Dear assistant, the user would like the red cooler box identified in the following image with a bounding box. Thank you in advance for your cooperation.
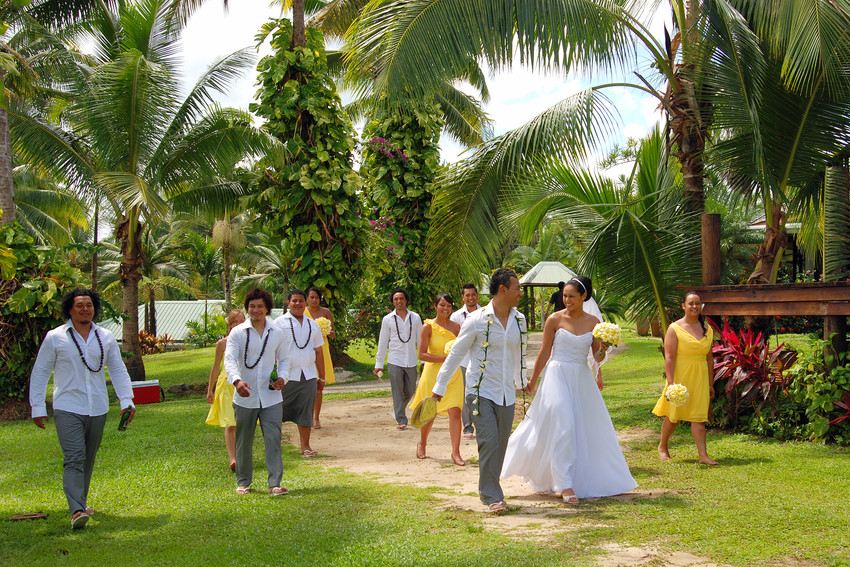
[131,380,161,404]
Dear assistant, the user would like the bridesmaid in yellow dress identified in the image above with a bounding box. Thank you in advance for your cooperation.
[409,293,465,466]
[652,291,718,465]
[306,287,336,429]
[206,309,245,470]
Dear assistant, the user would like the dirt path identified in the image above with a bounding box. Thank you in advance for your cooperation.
[289,397,725,566]
[292,333,729,566]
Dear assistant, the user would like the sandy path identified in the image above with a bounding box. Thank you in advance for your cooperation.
[287,333,729,566]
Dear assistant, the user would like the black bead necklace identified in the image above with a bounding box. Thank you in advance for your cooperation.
[68,326,104,373]
[244,327,271,369]
[289,316,312,349]
[394,312,413,343]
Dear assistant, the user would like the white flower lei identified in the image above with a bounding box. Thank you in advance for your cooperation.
[472,314,527,416]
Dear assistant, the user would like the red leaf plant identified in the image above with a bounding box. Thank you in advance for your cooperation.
[710,317,798,420]
[827,392,850,426]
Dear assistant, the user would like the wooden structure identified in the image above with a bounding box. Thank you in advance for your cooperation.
[697,214,849,353]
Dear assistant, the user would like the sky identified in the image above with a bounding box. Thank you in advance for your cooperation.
[180,1,668,178]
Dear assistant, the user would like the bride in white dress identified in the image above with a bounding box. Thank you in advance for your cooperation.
[501,277,636,503]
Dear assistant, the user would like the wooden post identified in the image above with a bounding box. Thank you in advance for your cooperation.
[702,213,721,286]
[824,317,847,360]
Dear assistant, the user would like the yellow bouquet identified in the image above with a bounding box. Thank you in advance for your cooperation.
[592,322,621,345]
[315,317,332,337]
[444,339,455,355]
[665,383,689,407]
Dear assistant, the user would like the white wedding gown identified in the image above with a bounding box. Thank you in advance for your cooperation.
[501,329,637,498]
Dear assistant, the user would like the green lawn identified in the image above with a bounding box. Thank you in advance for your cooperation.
[4,331,848,566]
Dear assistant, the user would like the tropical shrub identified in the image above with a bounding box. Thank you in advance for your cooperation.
[786,338,850,444]
[0,222,86,400]
[138,330,176,355]
[184,312,227,348]
[710,318,799,433]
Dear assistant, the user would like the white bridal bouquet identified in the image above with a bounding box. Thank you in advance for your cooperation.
[444,339,455,355]
[315,317,332,337]
[592,322,622,345]
[665,383,690,407]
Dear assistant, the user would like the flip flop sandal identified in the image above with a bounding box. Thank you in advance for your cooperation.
[301,449,318,457]
[235,486,250,495]
[487,501,507,514]
[268,486,289,496]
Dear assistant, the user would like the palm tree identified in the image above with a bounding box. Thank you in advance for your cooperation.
[9,0,272,379]
[211,214,247,313]
[11,164,88,244]
[345,0,850,286]
[176,229,222,334]
[506,127,701,332]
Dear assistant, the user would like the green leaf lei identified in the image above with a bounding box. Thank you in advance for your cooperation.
[472,314,528,416]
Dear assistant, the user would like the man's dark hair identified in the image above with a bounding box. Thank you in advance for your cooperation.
[61,288,102,320]
[557,281,566,289]
[489,269,517,296]
[461,282,478,293]
[244,288,274,311]
[390,288,409,302]
[288,288,307,301]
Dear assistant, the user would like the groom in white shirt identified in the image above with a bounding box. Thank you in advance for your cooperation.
[374,288,422,430]
[433,269,526,513]
[450,283,482,439]
[30,289,135,529]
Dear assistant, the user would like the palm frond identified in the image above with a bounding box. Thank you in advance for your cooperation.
[424,88,619,281]
[346,0,638,101]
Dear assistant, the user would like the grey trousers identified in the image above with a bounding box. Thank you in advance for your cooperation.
[461,368,474,434]
[234,403,283,488]
[387,363,416,425]
[53,410,107,514]
[472,397,514,505]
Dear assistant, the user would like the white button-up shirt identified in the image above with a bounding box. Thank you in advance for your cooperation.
[450,303,482,373]
[30,320,134,418]
[433,304,527,406]
[224,318,290,409]
[374,309,422,369]
[274,312,324,382]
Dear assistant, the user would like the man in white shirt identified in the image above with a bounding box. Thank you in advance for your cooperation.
[225,288,290,496]
[450,283,482,439]
[274,289,325,456]
[30,289,135,529]
[373,288,422,430]
[432,270,527,514]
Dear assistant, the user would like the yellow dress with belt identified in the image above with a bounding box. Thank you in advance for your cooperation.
[409,319,464,415]
[305,308,335,384]
[652,322,714,423]
[205,367,236,427]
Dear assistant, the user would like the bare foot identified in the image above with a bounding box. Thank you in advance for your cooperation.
[416,442,426,460]
[699,456,718,466]
[658,445,672,461]
[451,454,466,466]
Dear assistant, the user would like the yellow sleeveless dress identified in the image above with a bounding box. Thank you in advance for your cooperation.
[652,322,714,423]
[409,319,464,415]
[305,308,335,384]
[205,367,236,427]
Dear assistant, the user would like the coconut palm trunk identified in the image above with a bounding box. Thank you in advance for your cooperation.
[116,213,146,381]
[0,104,15,224]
